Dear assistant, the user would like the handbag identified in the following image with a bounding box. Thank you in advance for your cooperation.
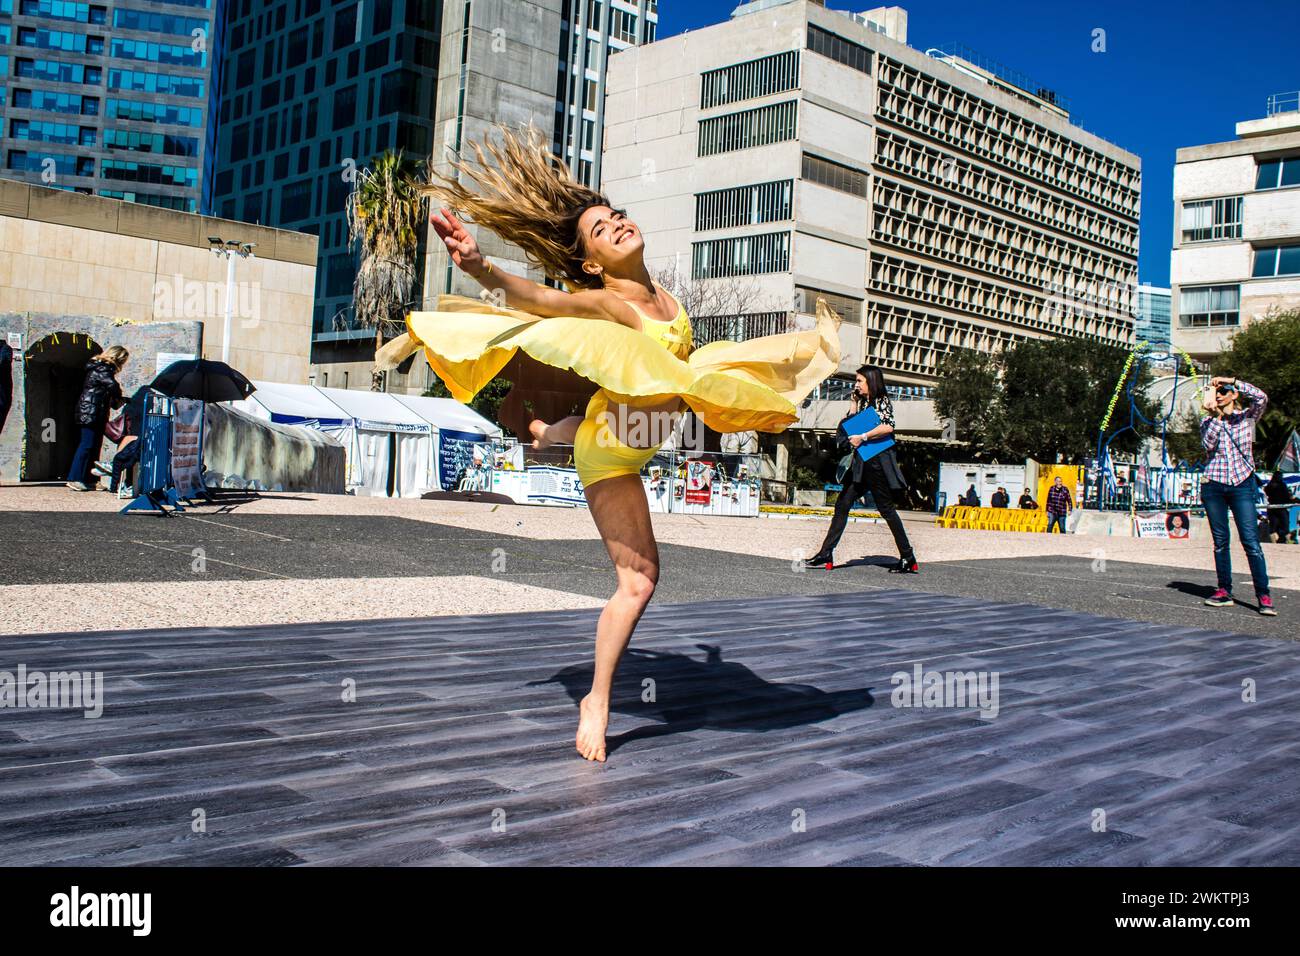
[835,451,854,485]
[104,412,127,444]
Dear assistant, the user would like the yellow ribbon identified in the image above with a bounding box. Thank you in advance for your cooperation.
[1100,341,1144,433]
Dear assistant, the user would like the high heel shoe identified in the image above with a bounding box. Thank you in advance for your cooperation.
[888,556,919,574]
[802,551,834,569]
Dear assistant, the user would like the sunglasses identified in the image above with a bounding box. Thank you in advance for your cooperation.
[1216,385,1237,396]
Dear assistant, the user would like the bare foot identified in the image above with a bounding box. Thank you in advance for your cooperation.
[529,419,553,451]
[575,693,609,762]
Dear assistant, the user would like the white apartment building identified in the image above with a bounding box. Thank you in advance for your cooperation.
[602,0,1141,439]
[1171,94,1300,363]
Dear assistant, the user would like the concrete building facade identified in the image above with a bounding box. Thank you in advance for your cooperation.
[0,180,317,481]
[601,0,1141,439]
[0,0,227,214]
[1171,96,1300,363]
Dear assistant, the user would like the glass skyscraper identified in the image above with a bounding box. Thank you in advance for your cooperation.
[1136,284,1172,350]
[0,0,226,214]
[553,0,657,188]
[211,0,441,363]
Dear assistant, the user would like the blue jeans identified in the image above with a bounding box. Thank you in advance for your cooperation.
[1046,512,1068,533]
[110,437,141,492]
[1202,478,1269,597]
[67,425,104,485]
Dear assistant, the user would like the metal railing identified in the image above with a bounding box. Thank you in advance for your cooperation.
[692,312,793,346]
[1267,91,1300,116]
[805,380,935,403]
[927,41,1072,116]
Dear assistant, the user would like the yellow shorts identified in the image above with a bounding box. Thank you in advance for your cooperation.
[573,390,663,488]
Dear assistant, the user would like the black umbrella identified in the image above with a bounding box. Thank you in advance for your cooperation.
[149,359,256,403]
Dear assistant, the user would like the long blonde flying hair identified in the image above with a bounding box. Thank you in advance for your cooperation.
[421,124,613,291]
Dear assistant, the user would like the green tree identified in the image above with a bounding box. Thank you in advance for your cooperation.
[1214,308,1300,465]
[346,149,428,390]
[423,376,514,427]
[1003,337,1157,461]
[1164,408,1208,468]
[932,348,1004,455]
[934,338,1158,462]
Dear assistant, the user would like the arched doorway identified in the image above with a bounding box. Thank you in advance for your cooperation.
[23,331,100,481]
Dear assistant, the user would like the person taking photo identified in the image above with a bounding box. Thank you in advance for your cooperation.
[1200,376,1275,615]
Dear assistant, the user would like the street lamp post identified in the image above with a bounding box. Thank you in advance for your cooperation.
[207,237,257,364]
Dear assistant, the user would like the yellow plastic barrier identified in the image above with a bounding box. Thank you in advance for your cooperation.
[936,505,1048,533]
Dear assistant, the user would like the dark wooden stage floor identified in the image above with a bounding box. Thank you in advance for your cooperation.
[1,590,1297,866]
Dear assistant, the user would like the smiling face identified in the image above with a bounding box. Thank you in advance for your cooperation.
[575,205,644,280]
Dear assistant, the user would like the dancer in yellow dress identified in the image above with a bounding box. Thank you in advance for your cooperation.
[377,124,841,761]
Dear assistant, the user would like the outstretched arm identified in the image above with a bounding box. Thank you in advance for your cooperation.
[432,209,632,325]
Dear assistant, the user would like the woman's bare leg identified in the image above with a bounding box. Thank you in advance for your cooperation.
[530,415,583,450]
[576,472,659,762]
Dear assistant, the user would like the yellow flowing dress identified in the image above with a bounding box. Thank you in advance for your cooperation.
[391,287,843,488]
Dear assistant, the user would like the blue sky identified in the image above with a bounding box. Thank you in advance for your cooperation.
[658,0,1300,287]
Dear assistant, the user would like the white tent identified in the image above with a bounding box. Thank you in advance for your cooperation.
[390,393,503,491]
[390,394,502,438]
[230,382,430,497]
[315,386,434,498]
[231,380,352,433]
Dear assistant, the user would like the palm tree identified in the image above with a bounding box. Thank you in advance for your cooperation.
[345,149,429,390]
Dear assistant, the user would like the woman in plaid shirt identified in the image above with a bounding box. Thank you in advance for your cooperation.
[1199,376,1275,615]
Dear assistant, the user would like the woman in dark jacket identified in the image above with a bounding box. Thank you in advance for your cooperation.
[66,346,128,491]
[803,365,918,572]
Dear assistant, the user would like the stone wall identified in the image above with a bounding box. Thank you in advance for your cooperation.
[0,180,317,385]
[0,313,201,482]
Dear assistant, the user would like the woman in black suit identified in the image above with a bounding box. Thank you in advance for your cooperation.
[804,365,918,572]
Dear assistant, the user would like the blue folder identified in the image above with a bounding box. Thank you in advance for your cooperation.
[840,407,896,463]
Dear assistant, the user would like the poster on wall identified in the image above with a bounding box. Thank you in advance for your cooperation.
[1133,513,1168,538]
[171,398,204,498]
[1165,510,1191,539]
[438,428,490,491]
[155,352,197,376]
[684,459,714,505]
[528,466,586,506]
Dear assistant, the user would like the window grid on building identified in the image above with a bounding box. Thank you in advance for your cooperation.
[1255,157,1300,190]
[1180,196,1243,242]
[1179,285,1240,327]
[867,300,1036,377]
[873,129,1138,255]
[869,252,1133,342]
[875,56,1141,218]
[1251,244,1300,278]
[806,24,872,74]
[872,177,1136,298]
[698,100,797,157]
[692,231,791,279]
[692,312,792,346]
[695,180,793,231]
[797,286,862,324]
[700,50,800,110]
[801,152,868,196]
